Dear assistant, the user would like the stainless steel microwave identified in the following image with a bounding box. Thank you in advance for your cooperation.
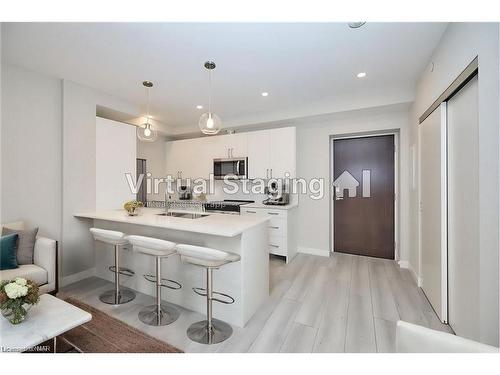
[213,157,248,180]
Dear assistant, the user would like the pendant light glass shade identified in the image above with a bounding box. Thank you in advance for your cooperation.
[137,120,157,142]
[199,61,221,135]
[137,81,157,142]
[199,112,221,135]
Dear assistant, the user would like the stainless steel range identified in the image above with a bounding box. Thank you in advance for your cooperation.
[203,200,255,215]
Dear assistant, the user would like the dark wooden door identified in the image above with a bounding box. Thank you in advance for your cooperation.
[333,135,395,259]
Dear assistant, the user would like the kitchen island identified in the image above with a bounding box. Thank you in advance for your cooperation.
[74,208,270,327]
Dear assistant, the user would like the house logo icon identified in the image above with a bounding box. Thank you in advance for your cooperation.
[333,170,371,198]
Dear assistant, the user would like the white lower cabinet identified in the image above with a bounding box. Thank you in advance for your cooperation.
[241,207,297,263]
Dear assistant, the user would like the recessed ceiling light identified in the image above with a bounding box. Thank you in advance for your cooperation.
[357,72,367,78]
[261,92,269,97]
[348,22,366,29]
[196,105,203,109]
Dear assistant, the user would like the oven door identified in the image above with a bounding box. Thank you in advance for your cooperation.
[213,157,248,180]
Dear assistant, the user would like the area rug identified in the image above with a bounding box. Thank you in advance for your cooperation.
[46,297,183,353]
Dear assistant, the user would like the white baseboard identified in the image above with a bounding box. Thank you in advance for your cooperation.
[298,247,330,257]
[398,260,422,287]
[61,267,96,287]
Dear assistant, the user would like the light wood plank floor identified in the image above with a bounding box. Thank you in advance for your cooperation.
[59,253,452,353]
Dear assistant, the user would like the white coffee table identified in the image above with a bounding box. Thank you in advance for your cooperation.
[0,294,92,353]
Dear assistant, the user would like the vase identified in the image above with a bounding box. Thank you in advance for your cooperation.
[1,304,32,324]
[126,207,141,216]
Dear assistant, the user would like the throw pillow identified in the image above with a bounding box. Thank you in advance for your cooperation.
[1,227,39,265]
[0,234,19,270]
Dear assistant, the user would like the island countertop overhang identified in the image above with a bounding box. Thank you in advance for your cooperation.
[74,208,270,237]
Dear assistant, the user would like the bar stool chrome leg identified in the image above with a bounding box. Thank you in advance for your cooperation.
[139,256,181,326]
[187,268,233,344]
[99,244,136,305]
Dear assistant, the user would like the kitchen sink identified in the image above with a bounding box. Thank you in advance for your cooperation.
[157,212,209,219]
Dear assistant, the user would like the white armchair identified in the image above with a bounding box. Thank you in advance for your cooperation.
[1,221,58,294]
[396,320,498,353]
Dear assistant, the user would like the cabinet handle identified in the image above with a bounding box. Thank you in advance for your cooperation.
[245,210,257,214]
[269,226,280,229]
[269,244,280,248]
[268,212,279,215]
[266,169,269,179]
[270,168,273,178]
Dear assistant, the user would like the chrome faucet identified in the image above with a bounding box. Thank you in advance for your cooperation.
[165,195,173,215]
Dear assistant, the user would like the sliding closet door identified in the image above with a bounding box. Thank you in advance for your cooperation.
[447,75,480,340]
[419,103,447,322]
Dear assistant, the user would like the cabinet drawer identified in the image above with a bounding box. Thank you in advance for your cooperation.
[241,207,286,219]
[268,235,286,256]
[241,208,261,215]
[262,208,286,218]
[268,217,286,236]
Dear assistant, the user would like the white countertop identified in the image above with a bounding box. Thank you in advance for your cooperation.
[74,208,270,237]
[241,202,298,210]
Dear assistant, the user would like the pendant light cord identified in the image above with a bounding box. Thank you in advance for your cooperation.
[146,86,150,126]
[208,68,212,115]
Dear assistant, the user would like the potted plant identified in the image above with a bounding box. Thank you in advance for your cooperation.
[124,200,144,216]
[0,277,40,324]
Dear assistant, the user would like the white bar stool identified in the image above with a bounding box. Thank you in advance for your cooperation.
[176,244,241,345]
[89,228,136,305]
[127,235,181,326]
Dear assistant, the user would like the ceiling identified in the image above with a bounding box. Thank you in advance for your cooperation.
[2,23,447,134]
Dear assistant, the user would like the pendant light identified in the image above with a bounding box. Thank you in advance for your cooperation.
[199,61,222,135]
[137,81,157,142]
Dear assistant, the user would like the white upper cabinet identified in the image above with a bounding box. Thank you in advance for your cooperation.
[165,139,185,178]
[227,133,248,157]
[268,127,296,178]
[247,127,296,179]
[166,127,296,181]
[209,133,248,159]
[166,138,209,179]
[247,130,270,179]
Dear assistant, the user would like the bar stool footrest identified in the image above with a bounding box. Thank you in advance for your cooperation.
[108,266,135,277]
[192,287,235,304]
[143,274,182,290]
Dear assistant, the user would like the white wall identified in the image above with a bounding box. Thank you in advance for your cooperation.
[1,24,3,226]
[1,64,62,241]
[62,80,141,280]
[409,23,499,346]
[294,104,410,260]
[96,117,136,210]
[0,66,141,282]
[137,138,167,202]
